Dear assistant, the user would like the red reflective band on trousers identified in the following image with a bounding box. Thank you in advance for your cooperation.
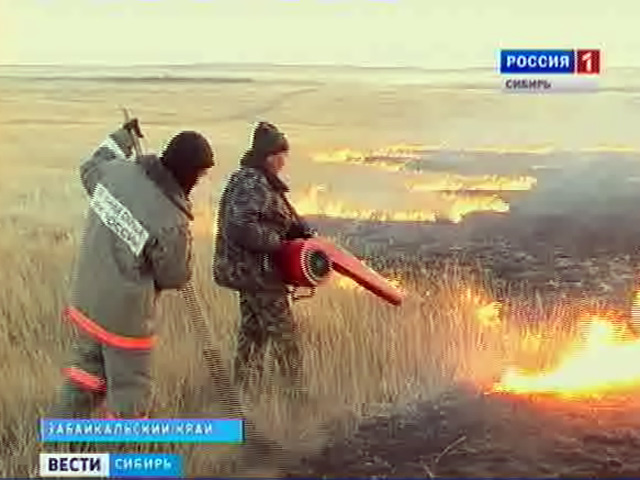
[64,306,155,350]
[64,366,106,393]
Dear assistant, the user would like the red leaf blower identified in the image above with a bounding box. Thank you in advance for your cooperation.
[277,236,405,306]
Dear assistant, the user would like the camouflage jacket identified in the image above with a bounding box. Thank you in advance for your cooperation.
[68,127,194,346]
[213,159,303,293]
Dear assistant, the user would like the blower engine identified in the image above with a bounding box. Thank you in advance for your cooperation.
[277,238,334,288]
[277,237,405,306]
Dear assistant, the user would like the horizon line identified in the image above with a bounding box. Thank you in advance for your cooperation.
[0,61,497,71]
[2,61,639,71]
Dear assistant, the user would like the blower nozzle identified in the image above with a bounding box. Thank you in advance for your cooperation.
[277,237,405,306]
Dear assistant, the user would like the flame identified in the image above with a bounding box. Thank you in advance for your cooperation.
[310,144,559,169]
[463,288,503,328]
[407,174,537,193]
[444,193,509,223]
[310,145,564,172]
[632,291,640,331]
[312,145,640,173]
[334,274,403,292]
[335,276,361,290]
[293,186,510,224]
[493,316,640,398]
[293,185,437,222]
[312,145,426,172]
[476,301,502,328]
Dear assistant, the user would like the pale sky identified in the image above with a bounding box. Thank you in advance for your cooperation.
[1,0,639,68]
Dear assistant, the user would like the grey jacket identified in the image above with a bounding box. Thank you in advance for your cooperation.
[69,127,193,344]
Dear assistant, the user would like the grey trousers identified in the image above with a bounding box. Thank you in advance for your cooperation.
[50,333,152,418]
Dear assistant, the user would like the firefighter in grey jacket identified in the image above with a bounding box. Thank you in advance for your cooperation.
[213,121,314,393]
[51,118,214,418]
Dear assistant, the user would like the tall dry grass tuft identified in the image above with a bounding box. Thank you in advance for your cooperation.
[0,215,594,477]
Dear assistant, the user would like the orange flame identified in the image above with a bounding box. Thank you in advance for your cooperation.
[444,193,509,222]
[293,185,437,222]
[311,145,556,171]
[493,316,640,398]
[292,186,510,224]
[464,288,503,328]
[334,274,403,292]
[407,175,537,193]
[312,145,426,172]
[476,301,502,328]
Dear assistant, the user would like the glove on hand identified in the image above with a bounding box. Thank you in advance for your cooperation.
[285,220,317,240]
[123,117,144,139]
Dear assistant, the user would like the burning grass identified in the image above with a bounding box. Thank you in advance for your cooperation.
[311,145,427,172]
[2,174,640,478]
[292,185,511,224]
[494,315,640,399]
[293,185,437,222]
[406,174,537,193]
[295,145,540,225]
[4,214,640,476]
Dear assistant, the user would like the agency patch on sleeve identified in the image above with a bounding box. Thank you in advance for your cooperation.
[90,183,150,256]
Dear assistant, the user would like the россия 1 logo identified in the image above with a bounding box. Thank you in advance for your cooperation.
[500,49,600,74]
[499,49,601,92]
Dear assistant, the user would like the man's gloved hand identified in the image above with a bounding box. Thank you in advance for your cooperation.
[285,220,317,240]
[301,227,317,239]
[123,117,144,140]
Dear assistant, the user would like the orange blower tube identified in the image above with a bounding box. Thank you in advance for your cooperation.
[278,237,405,306]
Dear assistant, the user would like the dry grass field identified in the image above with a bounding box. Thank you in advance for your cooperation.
[3,68,640,477]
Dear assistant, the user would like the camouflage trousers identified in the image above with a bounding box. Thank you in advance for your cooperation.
[234,289,302,389]
[49,333,152,419]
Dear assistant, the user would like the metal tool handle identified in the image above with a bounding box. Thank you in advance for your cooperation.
[121,107,143,158]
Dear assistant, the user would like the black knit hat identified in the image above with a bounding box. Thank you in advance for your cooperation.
[160,131,214,195]
[251,122,289,157]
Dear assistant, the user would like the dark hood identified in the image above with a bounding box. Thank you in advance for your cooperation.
[137,155,194,220]
[159,131,214,197]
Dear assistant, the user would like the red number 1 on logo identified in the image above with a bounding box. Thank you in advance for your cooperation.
[576,49,601,74]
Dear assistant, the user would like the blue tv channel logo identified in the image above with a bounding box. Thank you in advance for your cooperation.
[500,49,601,75]
[500,50,575,74]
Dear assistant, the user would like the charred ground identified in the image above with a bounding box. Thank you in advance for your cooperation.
[283,151,640,478]
[287,385,640,478]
